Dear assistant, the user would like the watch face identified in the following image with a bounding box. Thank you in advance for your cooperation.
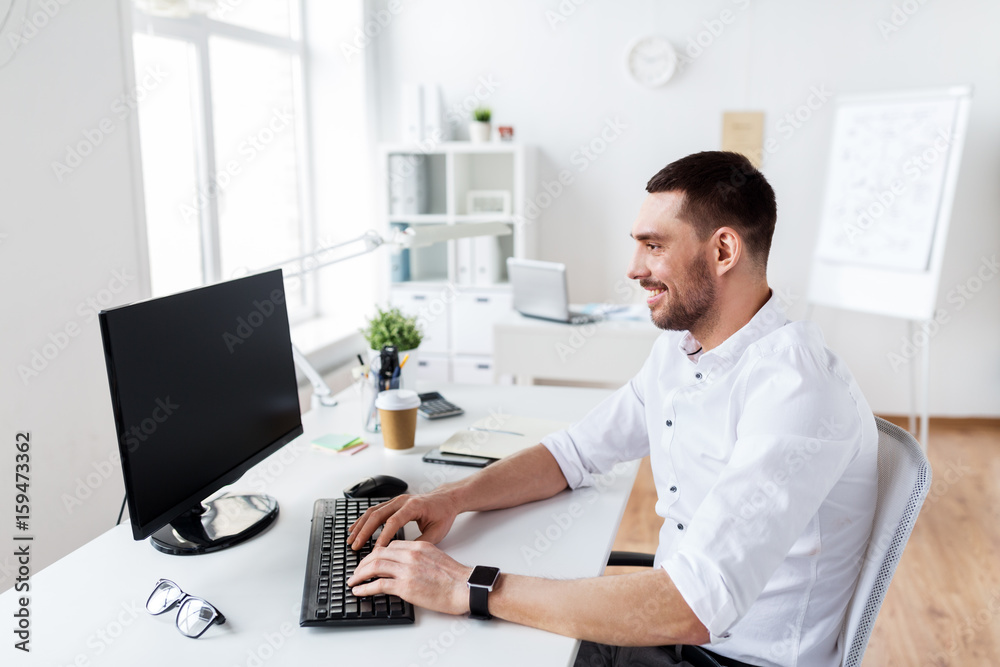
[468,566,500,588]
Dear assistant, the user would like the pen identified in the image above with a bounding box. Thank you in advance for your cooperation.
[399,354,410,369]
[469,427,525,437]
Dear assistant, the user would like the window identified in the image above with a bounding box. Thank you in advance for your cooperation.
[131,0,314,320]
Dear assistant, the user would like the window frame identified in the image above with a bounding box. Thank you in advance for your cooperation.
[131,2,318,323]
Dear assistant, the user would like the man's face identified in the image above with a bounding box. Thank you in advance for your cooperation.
[627,191,718,333]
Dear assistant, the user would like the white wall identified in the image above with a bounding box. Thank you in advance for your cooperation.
[0,0,146,589]
[369,0,1000,416]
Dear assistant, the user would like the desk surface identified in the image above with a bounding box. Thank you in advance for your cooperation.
[4,384,638,667]
[494,312,661,385]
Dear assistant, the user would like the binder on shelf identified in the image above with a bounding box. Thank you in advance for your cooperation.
[456,238,474,286]
[473,235,502,285]
[388,154,428,216]
[422,83,449,141]
[400,82,423,143]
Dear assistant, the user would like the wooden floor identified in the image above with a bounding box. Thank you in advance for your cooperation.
[606,416,1000,666]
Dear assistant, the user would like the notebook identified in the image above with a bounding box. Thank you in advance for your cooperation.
[439,416,570,460]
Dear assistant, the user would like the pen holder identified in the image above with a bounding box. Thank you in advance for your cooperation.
[361,372,381,433]
[360,361,401,433]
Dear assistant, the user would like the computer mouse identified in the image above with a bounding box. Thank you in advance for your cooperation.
[343,474,408,499]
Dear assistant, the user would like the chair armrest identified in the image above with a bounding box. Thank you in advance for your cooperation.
[607,551,655,567]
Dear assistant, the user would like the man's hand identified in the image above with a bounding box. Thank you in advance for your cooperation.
[347,541,473,615]
[348,492,459,550]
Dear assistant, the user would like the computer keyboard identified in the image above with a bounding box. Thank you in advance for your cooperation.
[299,497,415,627]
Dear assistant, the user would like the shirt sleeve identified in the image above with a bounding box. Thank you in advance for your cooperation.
[661,343,872,642]
[541,353,654,489]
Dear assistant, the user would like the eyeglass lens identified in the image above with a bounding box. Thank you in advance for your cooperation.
[147,580,184,615]
[176,598,217,637]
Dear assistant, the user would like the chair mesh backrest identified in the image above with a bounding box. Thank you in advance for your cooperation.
[840,417,932,667]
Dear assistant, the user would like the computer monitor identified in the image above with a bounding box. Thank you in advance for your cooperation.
[99,270,303,555]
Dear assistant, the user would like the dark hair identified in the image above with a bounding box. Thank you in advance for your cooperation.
[645,151,777,269]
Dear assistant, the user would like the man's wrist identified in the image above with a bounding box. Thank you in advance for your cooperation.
[438,481,469,515]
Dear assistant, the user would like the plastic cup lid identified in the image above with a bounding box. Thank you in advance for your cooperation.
[375,389,421,411]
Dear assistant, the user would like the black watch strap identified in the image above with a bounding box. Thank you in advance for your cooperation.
[469,584,491,620]
[468,565,500,621]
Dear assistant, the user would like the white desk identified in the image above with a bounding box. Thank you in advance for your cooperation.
[494,312,662,385]
[3,384,638,667]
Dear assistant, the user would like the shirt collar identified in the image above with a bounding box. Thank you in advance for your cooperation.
[676,290,788,367]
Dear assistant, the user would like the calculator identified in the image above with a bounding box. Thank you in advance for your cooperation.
[417,392,464,419]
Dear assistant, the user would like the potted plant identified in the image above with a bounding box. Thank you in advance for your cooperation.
[469,106,492,143]
[360,306,423,390]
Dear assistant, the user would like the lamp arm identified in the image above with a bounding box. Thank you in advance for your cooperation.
[258,230,388,277]
[291,344,338,409]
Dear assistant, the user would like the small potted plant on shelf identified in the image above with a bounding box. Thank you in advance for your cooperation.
[360,306,423,390]
[469,106,492,143]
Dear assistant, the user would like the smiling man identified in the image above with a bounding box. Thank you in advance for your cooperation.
[348,152,877,667]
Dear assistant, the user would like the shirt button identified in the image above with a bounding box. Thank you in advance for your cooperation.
[677,523,684,530]
[665,419,673,427]
[695,372,703,380]
[669,486,677,493]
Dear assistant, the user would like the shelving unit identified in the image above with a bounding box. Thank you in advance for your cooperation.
[378,142,536,384]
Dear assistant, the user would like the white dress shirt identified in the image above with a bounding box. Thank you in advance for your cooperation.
[542,293,877,667]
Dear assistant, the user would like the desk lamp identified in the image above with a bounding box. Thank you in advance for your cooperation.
[264,223,513,409]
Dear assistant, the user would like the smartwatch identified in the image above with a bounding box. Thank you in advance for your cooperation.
[467,565,501,620]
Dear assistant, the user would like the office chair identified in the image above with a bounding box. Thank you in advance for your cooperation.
[607,416,933,667]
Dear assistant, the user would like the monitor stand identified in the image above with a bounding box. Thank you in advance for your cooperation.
[150,493,279,555]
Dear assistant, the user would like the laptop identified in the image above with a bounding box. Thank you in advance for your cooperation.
[506,258,601,324]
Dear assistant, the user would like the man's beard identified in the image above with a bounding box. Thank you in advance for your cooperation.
[646,255,717,333]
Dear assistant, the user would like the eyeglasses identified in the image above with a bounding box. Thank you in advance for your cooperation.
[146,579,226,639]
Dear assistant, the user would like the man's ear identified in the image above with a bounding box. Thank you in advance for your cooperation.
[711,227,742,276]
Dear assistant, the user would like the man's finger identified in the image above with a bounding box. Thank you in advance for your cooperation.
[350,499,407,549]
[348,497,400,542]
[349,553,405,587]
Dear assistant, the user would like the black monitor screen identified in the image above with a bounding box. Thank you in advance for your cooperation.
[99,270,302,540]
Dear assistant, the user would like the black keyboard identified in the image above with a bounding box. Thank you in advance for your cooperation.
[299,497,414,627]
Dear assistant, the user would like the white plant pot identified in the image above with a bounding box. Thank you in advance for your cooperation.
[469,121,491,143]
[367,347,419,391]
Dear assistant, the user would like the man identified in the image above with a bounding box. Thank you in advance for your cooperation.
[347,151,877,667]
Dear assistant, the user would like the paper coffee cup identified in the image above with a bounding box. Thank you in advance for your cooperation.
[375,389,421,452]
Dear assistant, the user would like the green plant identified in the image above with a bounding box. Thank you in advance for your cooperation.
[361,306,423,350]
[473,106,491,123]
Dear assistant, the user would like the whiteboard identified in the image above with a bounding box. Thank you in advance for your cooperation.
[808,86,972,321]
